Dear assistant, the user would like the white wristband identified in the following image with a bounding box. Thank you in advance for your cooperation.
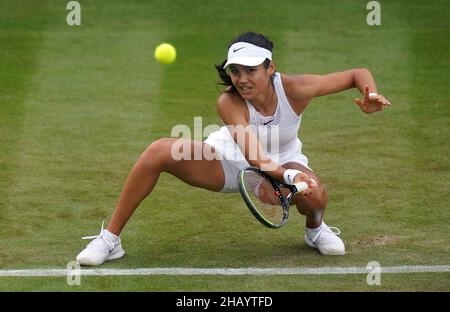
[283,169,301,185]
[369,92,378,98]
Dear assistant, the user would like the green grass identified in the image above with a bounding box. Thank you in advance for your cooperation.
[0,273,449,292]
[0,0,449,291]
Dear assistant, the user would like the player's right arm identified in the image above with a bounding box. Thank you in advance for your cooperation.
[216,93,314,190]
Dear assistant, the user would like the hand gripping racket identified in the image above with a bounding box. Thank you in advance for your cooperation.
[238,167,310,229]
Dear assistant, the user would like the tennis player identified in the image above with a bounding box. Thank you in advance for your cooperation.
[76,32,391,265]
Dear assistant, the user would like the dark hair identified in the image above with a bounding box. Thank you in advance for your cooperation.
[215,32,274,94]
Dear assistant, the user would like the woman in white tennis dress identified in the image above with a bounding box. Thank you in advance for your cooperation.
[75,32,391,265]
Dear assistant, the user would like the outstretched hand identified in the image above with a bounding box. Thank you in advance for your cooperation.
[355,85,391,114]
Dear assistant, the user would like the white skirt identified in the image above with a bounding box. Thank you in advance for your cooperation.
[204,126,310,193]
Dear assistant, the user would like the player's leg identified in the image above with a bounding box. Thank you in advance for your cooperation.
[282,162,326,228]
[77,138,225,265]
[107,138,224,235]
[282,162,345,256]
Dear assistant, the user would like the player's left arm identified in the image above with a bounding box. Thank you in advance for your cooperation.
[287,68,391,114]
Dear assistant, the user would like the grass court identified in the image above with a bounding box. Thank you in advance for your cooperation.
[0,0,449,291]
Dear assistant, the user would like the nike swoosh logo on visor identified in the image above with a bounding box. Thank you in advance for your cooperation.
[233,47,245,53]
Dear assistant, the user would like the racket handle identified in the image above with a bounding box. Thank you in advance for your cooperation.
[294,181,309,193]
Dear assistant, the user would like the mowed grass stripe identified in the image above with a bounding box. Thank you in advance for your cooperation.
[0,1,166,266]
[0,2,50,234]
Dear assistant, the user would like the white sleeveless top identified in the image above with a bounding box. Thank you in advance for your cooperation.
[205,72,306,166]
[245,72,302,158]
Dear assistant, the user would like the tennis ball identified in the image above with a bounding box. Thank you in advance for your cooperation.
[154,43,176,64]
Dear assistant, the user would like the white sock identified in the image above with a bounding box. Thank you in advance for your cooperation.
[306,221,324,241]
[102,229,121,245]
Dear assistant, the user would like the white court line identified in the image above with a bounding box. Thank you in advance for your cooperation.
[0,265,449,277]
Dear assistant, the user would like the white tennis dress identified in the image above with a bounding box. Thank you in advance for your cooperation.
[204,72,309,192]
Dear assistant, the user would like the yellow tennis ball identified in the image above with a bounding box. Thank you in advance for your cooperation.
[154,43,176,64]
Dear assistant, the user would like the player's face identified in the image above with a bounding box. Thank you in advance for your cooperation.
[228,63,275,100]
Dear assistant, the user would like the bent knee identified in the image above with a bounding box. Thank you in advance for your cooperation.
[141,138,175,168]
[294,183,327,209]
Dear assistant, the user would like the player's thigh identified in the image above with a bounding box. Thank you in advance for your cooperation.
[157,138,225,192]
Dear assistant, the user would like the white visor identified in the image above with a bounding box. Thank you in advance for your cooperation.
[223,42,272,69]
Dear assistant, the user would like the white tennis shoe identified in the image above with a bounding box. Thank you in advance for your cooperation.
[305,222,345,256]
[76,222,125,266]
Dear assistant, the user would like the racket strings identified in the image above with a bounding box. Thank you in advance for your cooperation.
[243,172,285,224]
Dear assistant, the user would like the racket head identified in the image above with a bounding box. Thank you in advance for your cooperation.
[238,167,291,229]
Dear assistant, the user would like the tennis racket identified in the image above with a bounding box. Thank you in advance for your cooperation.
[238,166,310,229]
